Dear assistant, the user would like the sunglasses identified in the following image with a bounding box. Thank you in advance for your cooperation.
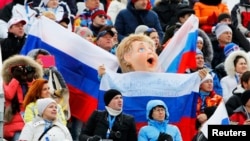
[97,14,107,19]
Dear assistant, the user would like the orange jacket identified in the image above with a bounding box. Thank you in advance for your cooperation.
[196,91,223,116]
[193,2,229,25]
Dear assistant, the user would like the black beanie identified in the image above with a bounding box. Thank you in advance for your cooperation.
[218,13,231,22]
[104,89,122,106]
[241,90,250,105]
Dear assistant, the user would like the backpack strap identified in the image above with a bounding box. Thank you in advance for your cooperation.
[38,124,56,141]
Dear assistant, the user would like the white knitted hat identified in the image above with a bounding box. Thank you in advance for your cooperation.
[37,98,56,116]
[215,23,232,39]
[200,74,213,84]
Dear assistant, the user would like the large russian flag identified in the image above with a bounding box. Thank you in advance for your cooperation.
[100,71,201,141]
[20,16,119,122]
[158,14,198,73]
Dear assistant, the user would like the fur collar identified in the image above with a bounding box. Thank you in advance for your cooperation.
[224,50,250,76]
[2,55,43,83]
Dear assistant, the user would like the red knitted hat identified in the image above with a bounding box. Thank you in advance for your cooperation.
[91,9,106,21]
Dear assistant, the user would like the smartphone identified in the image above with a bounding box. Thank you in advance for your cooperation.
[38,55,55,68]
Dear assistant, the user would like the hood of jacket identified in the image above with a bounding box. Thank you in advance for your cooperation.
[2,55,43,84]
[27,48,51,59]
[198,29,214,66]
[224,50,250,76]
[199,0,222,6]
[232,85,245,95]
[146,100,169,121]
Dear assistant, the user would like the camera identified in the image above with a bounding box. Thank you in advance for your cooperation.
[11,65,35,74]
[110,131,121,139]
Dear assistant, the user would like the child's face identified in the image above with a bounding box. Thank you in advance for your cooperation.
[124,41,158,72]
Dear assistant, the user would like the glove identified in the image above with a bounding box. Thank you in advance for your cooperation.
[11,66,24,82]
[207,12,217,25]
[157,132,173,141]
[88,135,102,141]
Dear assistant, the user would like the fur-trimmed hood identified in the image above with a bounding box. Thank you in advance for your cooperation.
[199,0,222,6]
[2,55,43,84]
[198,29,213,67]
[224,50,250,76]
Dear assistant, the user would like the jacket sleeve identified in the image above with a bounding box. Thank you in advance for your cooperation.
[3,78,20,101]
[19,123,34,140]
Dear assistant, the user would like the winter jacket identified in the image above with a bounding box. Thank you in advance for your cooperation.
[2,55,43,139]
[19,116,73,141]
[1,32,26,61]
[196,91,222,116]
[79,110,137,141]
[193,0,229,33]
[231,0,250,36]
[225,85,244,116]
[115,1,163,42]
[138,100,182,141]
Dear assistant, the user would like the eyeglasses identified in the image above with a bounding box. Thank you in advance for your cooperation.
[97,15,107,19]
[153,107,165,112]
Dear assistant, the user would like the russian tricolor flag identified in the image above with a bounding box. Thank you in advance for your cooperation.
[20,16,119,122]
[158,14,198,73]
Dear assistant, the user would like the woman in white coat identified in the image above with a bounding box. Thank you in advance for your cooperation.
[19,98,73,141]
[221,50,250,102]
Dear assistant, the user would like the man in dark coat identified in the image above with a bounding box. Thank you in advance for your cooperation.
[79,89,137,141]
[1,17,26,61]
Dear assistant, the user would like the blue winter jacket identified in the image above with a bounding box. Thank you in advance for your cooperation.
[114,1,164,42]
[138,100,183,141]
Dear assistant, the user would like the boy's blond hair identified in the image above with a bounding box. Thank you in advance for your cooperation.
[116,34,155,73]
